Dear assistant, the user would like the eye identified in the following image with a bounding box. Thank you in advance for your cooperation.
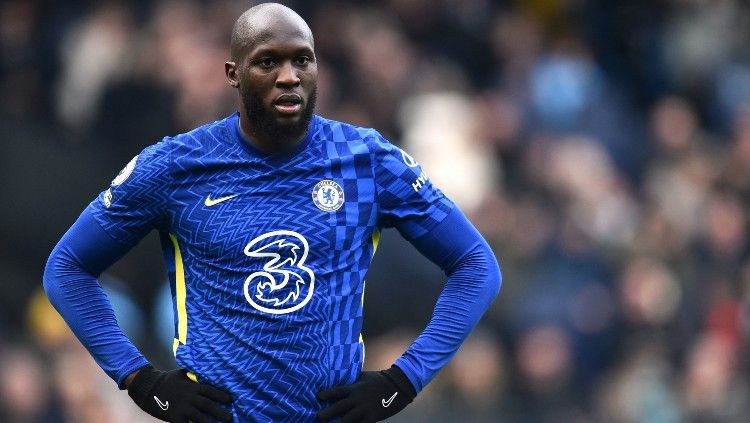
[295,56,311,66]
[257,57,276,69]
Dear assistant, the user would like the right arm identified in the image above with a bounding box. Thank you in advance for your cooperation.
[43,144,232,422]
[43,207,149,388]
[44,146,168,388]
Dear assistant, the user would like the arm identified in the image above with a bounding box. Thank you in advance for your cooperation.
[394,205,501,393]
[43,206,148,387]
[44,145,232,422]
[44,208,233,423]
[318,134,501,422]
[44,146,166,387]
[365,134,501,389]
[317,206,500,422]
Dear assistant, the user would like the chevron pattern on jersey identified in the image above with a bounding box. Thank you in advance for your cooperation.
[88,113,453,421]
[90,141,172,245]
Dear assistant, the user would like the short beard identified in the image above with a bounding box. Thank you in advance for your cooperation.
[242,86,317,148]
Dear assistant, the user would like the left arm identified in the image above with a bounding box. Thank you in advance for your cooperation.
[394,205,501,393]
[317,206,500,422]
[317,135,501,422]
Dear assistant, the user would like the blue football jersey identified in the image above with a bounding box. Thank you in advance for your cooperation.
[88,113,454,422]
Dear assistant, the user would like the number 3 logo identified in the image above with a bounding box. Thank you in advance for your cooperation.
[243,230,315,314]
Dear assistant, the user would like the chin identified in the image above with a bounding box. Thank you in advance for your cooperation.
[274,112,302,122]
[244,90,316,141]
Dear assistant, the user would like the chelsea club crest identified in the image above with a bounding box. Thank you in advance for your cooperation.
[312,180,344,212]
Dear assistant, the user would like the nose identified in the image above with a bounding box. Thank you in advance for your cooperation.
[276,61,300,87]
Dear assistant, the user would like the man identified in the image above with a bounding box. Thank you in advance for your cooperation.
[43,3,501,422]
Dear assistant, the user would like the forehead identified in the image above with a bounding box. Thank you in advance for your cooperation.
[249,31,312,55]
[245,16,313,57]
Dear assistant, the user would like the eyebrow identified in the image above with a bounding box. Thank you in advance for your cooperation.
[249,45,315,58]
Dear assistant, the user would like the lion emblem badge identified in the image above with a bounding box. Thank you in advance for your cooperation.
[312,180,344,212]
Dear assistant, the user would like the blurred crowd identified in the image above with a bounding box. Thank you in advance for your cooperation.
[2,0,750,422]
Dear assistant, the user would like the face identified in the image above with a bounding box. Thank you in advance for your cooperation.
[227,24,318,144]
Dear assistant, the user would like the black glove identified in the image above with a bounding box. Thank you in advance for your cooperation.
[127,365,233,423]
[316,365,416,423]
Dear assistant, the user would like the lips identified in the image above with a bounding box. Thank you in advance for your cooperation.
[273,93,303,115]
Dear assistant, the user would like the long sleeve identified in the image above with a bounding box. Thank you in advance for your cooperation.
[43,207,149,388]
[393,206,501,393]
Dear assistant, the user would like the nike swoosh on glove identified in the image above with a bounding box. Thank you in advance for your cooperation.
[127,365,233,423]
[316,365,416,423]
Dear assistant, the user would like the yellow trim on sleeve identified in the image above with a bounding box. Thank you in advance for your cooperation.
[372,229,381,256]
[169,233,188,354]
[172,338,179,356]
[358,230,380,368]
[168,234,199,390]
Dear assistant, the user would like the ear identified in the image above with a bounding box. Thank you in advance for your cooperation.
[225,61,240,88]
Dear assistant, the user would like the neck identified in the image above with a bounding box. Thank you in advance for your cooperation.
[238,109,308,154]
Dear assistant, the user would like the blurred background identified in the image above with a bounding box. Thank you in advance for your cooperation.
[2,0,750,421]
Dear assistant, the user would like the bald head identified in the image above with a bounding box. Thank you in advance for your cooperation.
[225,2,318,152]
[230,3,314,62]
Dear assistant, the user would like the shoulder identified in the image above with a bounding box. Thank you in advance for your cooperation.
[146,114,239,168]
[313,114,393,154]
[312,116,416,171]
[120,115,236,178]
[122,137,172,174]
[170,114,235,150]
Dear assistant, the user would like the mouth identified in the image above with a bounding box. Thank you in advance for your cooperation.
[273,93,303,115]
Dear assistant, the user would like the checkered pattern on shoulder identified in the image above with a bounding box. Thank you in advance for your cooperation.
[365,132,454,239]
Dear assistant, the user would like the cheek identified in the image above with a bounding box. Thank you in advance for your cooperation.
[237,70,250,90]
[302,67,318,88]
[239,77,254,97]
[240,73,268,96]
